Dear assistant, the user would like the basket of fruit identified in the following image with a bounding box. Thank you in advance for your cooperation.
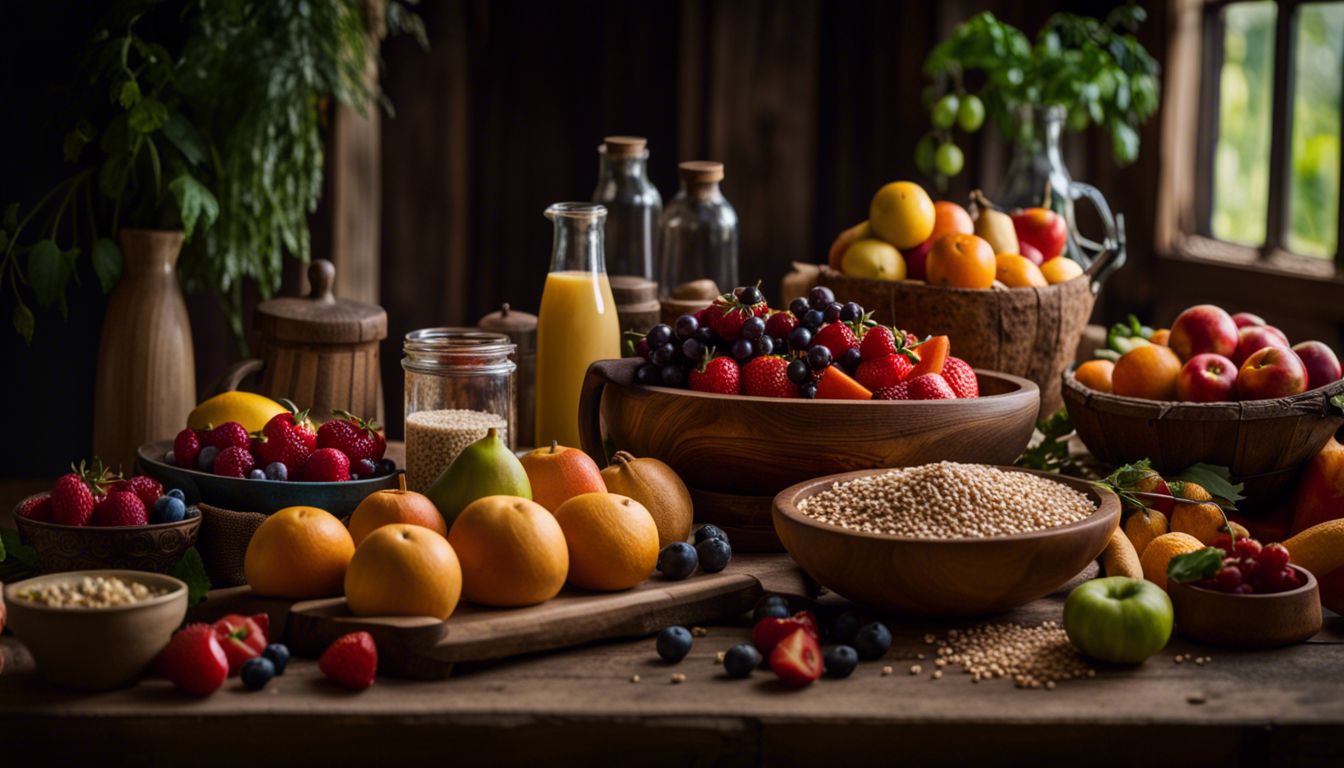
[817,183,1123,417]
[1063,305,1344,512]
[580,285,1040,550]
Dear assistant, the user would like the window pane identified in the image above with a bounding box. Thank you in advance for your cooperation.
[1288,2,1343,258]
[1211,2,1277,247]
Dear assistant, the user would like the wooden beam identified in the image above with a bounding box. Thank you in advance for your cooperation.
[329,97,382,306]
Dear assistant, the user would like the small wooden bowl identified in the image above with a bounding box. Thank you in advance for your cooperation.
[1169,566,1322,648]
[1062,372,1344,513]
[4,570,187,690]
[14,496,201,575]
[771,467,1121,615]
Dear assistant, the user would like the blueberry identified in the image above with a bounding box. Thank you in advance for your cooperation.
[752,595,790,623]
[151,495,187,524]
[824,645,859,678]
[739,285,764,305]
[197,445,219,472]
[167,488,186,502]
[788,326,813,351]
[657,542,698,580]
[740,316,766,341]
[801,383,818,399]
[376,459,396,476]
[240,656,275,690]
[786,358,811,384]
[682,338,703,360]
[694,524,729,545]
[789,297,810,318]
[802,309,825,330]
[808,345,832,370]
[263,643,290,675]
[823,302,843,323]
[353,458,377,478]
[647,324,674,346]
[696,537,732,573]
[753,336,774,356]
[854,622,892,661]
[656,626,693,662]
[651,343,676,366]
[247,468,266,480]
[839,302,864,322]
[635,363,660,385]
[264,462,289,481]
[839,347,862,371]
[731,337,755,361]
[723,643,762,678]
[674,314,699,339]
[660,364,687,388]
[808,286,835,309]
[828,612,861,644]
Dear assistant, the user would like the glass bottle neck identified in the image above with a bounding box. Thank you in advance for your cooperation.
[598,152,649,181]
[546,203,608,273]
[1014,106,1065,164]
[679,180,723,202]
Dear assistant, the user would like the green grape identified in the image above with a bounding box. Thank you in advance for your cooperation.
[957,95,985,132]
[914,134,937,176]
[931,95,959,129]
[935,143,964,176]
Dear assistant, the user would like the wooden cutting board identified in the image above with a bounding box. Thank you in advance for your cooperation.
[192,554,811,680]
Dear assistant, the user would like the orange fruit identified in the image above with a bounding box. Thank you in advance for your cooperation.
[1170,502,1230,545]
[345,523,462,620]
[348,475,446,546]
[1139,532,1204,590]
[519,441,607,513]
[244,506,355,599]
[1123,508,1168,556]
[1073,359,1115,393]
[1150,328,1170,346]
[448,495,569,607]
[552,492,659,591]
[1111,344,1182,400]
[994,253,1047,288]
[930,201,974,241]
[869,181,935,249]
[926,233,996,289]
[1040,257,1084,284]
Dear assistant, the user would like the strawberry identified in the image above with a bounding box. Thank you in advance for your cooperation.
[207,422,251,451]
[213,613,269,675]
[877,373,957,401]
[741,356,794,398]
[157,623,229,696]
[256,402,318,478]
[91,490,148,527]
[123,475,163,507]
[213,445,255,477]
[811,322,860,355]
[50,473,95,526]
[860,325,919,361]
[770,627,823,687]
[942,356,979,398]
[319,631,378,690]
[304,447,351,482]
[173,428,203,469]
[706,288,769,341]
[855,354,913,392]
[317,410,387,463]
[763,310,797,339]
[17,494,52,522]
[688,355,741,395]
[751,611,820,656]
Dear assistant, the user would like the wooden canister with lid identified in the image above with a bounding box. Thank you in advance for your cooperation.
[609,276,661,347]
[478,303,537,449]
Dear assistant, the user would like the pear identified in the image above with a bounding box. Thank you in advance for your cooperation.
[426,428,532,528]
[971,189,1019,256]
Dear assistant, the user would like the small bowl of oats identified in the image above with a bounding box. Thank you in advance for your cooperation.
[4,570,187,690]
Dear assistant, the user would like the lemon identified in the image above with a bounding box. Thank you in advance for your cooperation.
[869,181,935,249]
[188,391,288,432]
[842,239,905,281]
[1041,257,1084,284]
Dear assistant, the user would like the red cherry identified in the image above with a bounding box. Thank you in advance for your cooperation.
[1214,565,1243,592]
[1233,583,1255,595]
[1260,566,1300,593]
[1258,542,1290,570]
[1234,537,1262,559]
[1211,535,1235,555]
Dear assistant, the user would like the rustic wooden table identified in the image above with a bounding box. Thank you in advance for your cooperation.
[2,478,1342,767]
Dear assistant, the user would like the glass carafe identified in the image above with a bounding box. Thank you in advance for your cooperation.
[657,161,739,297]
[592,136,662,280]
[534,203,621,449]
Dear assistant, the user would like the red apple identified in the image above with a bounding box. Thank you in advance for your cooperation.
[1232,312,1266,329]
[1232,325,1290,366]
[1011,207,1067,261]
[1018,241,1044,266]
[1291,340,1343,390]
[904,237,934,281]
[1168,304,1239,361]
[1235,346,1307,400]
[1176,353,1239,403]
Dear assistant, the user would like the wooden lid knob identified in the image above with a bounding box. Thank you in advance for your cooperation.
[309,259,336,302]
[478,302,538,333]
[602,136,647,157]
[679,161,723,183]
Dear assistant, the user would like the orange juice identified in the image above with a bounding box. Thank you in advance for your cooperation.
[534,270,620,448]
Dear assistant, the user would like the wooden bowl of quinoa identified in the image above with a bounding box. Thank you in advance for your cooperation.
[4,570,187,690]
[773,463,1121,615]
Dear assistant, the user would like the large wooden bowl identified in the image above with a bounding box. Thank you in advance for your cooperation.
[817,267,1095,417]
[1062,372,1344,513]
[771,467,1121,615]
[1169,566,1321,648]
[579,358,1040,550]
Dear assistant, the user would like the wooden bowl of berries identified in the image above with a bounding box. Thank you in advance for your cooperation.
[136,407,401,517]
[13,465,201,574]
[1166,538,1323,648]
[580,286,1041,551]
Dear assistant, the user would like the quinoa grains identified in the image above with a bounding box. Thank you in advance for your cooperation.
[926,621,1094,690]
[404,409,507,491]
[19,575,167,608]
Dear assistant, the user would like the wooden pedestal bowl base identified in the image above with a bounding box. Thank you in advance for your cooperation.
[1169,566,1322,648]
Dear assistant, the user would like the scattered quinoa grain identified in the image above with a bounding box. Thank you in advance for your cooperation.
[715,651,726,664]
[927,621,1094,690]
[691,627,708,638]
[910,665,922,675]
[670,673,686,684]
[932,670,943,680]
[881,666,893,676]
[630,675,641,683]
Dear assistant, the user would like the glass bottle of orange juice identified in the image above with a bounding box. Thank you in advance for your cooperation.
[534,202,621,448]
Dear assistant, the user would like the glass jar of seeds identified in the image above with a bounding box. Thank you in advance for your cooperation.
[403,328,516,491]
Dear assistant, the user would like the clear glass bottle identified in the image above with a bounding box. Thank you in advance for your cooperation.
[592,136,662,280]
[535,203,621,449]
[402,328,515,491]
[658,161,739,296]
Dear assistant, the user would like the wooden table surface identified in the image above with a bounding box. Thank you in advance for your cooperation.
[2,478,1343,767]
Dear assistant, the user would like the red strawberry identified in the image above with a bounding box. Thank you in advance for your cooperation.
[157,623,229,696]
[50,473,95,526]
[741,356,794,398]
[706,289,768,341]
[317,410,387,463]
[17,494,52,522]
[764,310,797,339]
[855,354,913,392]
[207,422,251,451]
[751,611,820,656]
[123,475,163,507]
[942,356,979,398]
[91,491,148,527]
[859,325,898,359]
[880,373,957,401]
[173,428,202,469]
[304,447,351,482]
[319,631,378,690]
[812,322,860,355]
[213,445,256,478]
[256,402,318,477]
[770,627,823,688]
[212,613,269,675]
[688,355,741,395]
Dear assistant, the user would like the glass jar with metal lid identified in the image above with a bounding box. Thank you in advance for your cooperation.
[402,328,516,492]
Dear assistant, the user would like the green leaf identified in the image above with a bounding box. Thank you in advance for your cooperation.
[1167,547,1225,584]
[1111,122,1139,165]
[162,112,207,166]
[12,303,35,344]
[63,121,94,163]
[98,152,131,200]
[128,97,169,134]
[92,237,123,293]
[0,527,38,568]
[1173,463,1245,506]
[169,173,218,238]
[118,79,141,109]
[26,239,65,307]
[168,547,211,606]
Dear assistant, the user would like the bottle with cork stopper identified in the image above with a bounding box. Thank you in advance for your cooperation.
[657,161,739,299]
[592,136,662,281]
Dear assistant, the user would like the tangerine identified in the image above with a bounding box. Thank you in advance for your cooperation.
[994,253,1048,288]
[244,506,355,599]
[926,233,996,289]
[1111,345,1182,400]
[1073,359,1115,393]
[1040,257,1084,284]
[1139,532,1204,590]
[930,201,974,242]
[348,474,446,546]
[448,495,569,607]
[345,523,462,620]
[552,493,659,592]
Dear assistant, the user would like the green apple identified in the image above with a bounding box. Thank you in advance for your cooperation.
[1063,577,1172,664]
